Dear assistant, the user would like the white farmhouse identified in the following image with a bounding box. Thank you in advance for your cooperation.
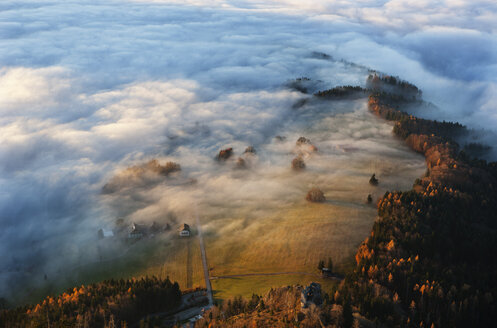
[128,223,147,239]
[179,223,191,237]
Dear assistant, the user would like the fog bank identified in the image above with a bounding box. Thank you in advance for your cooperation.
[1,0,496,303]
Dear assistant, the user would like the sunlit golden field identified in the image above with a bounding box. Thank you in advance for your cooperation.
[19,98,426,304]
[193,99,426,298]
[204,204,371,276]
[211,274,340,301]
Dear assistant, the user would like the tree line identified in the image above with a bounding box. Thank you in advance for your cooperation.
[338,79,497,327]
[0,276,182,328]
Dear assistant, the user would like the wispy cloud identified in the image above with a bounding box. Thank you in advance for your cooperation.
[1,0,496,302]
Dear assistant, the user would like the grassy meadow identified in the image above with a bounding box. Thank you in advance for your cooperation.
[20,99,426,305]
[211,274,340,302]
[194,101,426,300]
[203,203,372,276]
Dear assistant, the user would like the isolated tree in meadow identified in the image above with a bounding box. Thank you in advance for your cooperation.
[292,156,306,170]
[244,146,256,154]
[369,173,379,186]
[162,161,181,174]
[327,258,333,272]
[306,187,325,202]
[367,194,373,203]
[217,147,233,161]
[296,136,311,146]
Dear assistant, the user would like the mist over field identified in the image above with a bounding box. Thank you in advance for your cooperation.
[1,0,496,303]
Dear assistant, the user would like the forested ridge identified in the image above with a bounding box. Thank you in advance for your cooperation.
[0,277,182,328]
[197,76,497,327]
[340,85,497,327]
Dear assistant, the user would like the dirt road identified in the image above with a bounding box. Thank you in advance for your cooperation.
[195,205,213,307]
[210,271,343,280]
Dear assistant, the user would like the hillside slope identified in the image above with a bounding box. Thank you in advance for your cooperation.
[197,76,497,328]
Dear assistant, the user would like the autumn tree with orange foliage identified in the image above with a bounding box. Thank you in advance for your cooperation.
[0,277,181,328]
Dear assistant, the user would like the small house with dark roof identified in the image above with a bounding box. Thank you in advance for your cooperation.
[179,223,191,237]
[98,227,116,239]
[128,223,147,239]
[321,267,332,277]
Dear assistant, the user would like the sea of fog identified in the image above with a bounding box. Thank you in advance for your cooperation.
[1,0,496,304]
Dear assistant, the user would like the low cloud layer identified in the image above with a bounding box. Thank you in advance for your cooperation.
[1,0,496,303]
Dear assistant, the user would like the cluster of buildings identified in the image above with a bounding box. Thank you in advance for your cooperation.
[98,221,191,240]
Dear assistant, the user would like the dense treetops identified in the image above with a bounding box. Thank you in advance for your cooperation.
[314,85,366,99]
[0,277,182,328]
[369,173,379,186]
[314,74,421,100]
[306,187,326,203]
[368,93,465,141]
[367,73,422,99]
[292,156,306,170]
[216,147,234,161]
[195,286,353,328]
[340,86,497,327]
[102,159,181,194]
